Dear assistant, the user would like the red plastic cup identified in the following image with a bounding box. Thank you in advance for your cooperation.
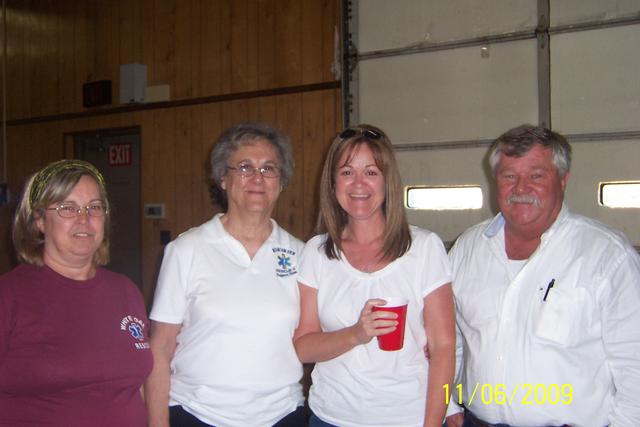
[372,297,408,351]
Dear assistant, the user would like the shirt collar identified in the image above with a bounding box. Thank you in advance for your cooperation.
[540,203,570,243]
[482,203,570,240]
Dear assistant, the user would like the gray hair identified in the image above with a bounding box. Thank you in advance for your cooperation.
[210,122,294,187]
[488,124,572,177]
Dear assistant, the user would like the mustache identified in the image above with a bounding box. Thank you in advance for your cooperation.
[507,194,540,207]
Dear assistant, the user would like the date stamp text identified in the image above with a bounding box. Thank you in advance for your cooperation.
[444,383,573,406]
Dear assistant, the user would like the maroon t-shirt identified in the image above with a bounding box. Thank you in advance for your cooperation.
[0,264,153,427]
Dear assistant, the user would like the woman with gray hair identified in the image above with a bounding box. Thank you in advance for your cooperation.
[0,159,152,426]
[146,123,305,427]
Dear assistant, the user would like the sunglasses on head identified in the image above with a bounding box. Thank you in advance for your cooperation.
[339,127,382,140]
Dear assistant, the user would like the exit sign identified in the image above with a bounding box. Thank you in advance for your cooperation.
[108,143,132,167]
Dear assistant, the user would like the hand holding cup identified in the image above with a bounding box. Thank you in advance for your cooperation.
[372,297,408,351]
[352,298,399,345]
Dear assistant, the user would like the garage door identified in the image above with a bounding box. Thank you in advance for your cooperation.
[342,0,640,247]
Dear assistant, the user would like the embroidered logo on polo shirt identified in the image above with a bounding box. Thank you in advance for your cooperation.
[120,315,151,350]
[272,247,297,277]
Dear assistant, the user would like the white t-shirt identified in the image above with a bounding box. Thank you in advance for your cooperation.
[150,214,304,427]
[298,226,452,427]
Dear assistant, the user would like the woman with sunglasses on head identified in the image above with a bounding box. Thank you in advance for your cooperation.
[0,159,152,426]
[146,123,305,427]
[294,125,455,427]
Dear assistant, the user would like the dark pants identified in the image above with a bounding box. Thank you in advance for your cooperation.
[463,411,570,427]
[308,413,339,427]
[169,405,308,427]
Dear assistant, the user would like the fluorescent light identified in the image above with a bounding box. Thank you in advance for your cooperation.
[406,186,483,210]
[599,181,640,208]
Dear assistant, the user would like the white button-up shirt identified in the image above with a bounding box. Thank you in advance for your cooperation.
[448,205,640,427]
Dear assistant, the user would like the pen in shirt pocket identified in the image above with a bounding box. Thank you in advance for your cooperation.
[543,278,555,302]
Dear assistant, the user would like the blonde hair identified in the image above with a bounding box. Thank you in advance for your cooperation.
[317,124,411,261]
[13,159,111,266]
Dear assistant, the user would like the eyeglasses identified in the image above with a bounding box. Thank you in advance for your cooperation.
[226,163,280,179]
[339,127,382,140]
[45,203,108,218]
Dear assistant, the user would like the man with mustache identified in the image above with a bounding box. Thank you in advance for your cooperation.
[445,125,640,427]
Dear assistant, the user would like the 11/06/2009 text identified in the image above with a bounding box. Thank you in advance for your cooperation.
[443,383,573,406]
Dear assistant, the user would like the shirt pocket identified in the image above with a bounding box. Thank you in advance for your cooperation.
[533,285,590,346]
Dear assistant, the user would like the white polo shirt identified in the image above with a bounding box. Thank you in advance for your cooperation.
[150,214,304,427]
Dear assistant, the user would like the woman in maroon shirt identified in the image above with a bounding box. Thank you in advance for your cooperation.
[0,159,152,427]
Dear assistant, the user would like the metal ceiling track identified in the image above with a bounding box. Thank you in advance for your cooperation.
[348,8,640,62]
[393,130,640,152]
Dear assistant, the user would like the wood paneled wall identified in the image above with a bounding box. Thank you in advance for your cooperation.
[0,0,342,305]
[4,0,340,120]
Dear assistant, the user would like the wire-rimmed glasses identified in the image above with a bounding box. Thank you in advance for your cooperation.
[45,202,108,218]
[226,163,281,179]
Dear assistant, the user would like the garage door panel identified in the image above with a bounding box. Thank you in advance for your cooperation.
[551,0,640,26]
[399,139,640,245]
[551,25,640,133]
[357,0,536,52]
[398,147,494,243]
[566,139,640,243]
[358,39,538,144]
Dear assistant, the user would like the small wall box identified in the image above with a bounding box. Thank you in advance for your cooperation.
[120,63,147,104]
[82,80,112,108]
[144,203,165,219]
